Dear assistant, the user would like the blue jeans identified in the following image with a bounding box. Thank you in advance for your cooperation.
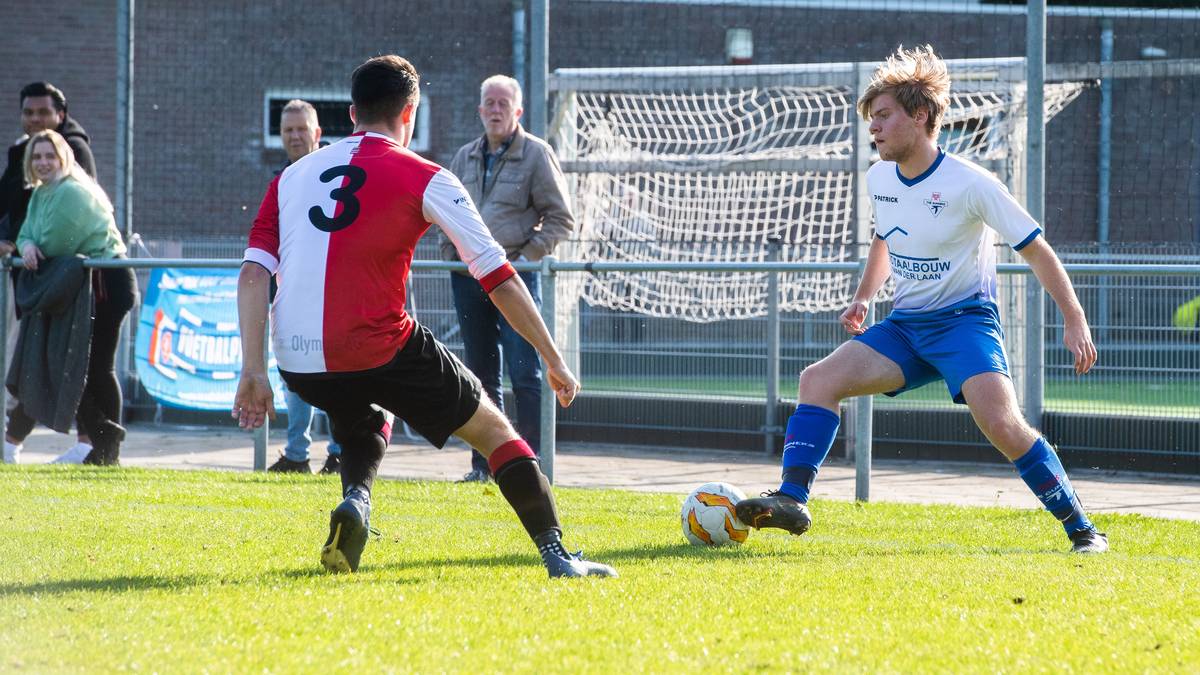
[284,387,342,462]
[450,270,543,473]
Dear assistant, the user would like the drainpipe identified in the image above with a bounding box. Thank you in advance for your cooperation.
[513,0,526,90]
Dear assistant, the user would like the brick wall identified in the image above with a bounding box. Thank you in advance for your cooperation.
[128,0,514,237]
[0,1,118,196]
[0,1,1195,243]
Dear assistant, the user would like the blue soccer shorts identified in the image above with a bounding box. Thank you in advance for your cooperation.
[852,295,1010,404]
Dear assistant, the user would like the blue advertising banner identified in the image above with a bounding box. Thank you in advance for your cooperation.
[134,268,286,411]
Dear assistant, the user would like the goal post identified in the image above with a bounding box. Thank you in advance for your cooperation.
[547,57,1086,323]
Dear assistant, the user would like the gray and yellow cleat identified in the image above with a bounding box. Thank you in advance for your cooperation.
[321,487,372,573]
[535,530,617,578]
[543,550,619,578]
[735,490,813,536]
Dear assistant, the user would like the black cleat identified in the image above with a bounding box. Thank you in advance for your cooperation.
[321,488,372,573]
[318,453,341,475]
[735,490,812,536]
[268,455,312,474]
[1068,528,1109,554]
[82,448,120,466]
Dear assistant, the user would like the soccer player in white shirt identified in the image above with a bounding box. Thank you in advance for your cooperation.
[232,55,616,577]
[737,45,1107,554]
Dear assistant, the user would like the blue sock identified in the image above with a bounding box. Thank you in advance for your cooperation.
[778,404,841,504]
[1013,438,1093,534]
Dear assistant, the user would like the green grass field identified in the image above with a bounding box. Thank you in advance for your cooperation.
[3,467,1198,672]
[584,376,1198,417]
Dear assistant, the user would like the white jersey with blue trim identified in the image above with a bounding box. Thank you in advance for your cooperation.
[868,151,1042,312]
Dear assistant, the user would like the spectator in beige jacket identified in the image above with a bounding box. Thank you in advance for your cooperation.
[441,74,574,483]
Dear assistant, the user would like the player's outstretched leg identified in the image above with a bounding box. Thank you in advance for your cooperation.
[1013,438,1107,554]
[963,373,1107,554]
[320,409,389,573]
[488,439,617,578]
[736,404,839,536]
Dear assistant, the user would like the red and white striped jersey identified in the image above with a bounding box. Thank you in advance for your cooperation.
[245,131,514,373]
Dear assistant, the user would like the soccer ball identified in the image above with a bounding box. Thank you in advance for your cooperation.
[680,482,751,546]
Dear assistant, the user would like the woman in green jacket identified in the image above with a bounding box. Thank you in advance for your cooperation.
[12,129,136,465]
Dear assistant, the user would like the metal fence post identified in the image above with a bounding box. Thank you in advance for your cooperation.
[512,0,527,92]
[1097,19,1114,343]
[854,302,875,502]
[0,257,8,449]
[846,254,876,501]
[1024,0,1047,430]
[114,0,136,425]
[764,236,782,455]
[539,255,558,483]
[528,0,548,138]
[252,294,268,471]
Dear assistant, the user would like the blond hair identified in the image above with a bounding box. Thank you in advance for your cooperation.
[23,129,112,211]
[857,45,951,137]
[479,74,522,109]
[281,98,319,130]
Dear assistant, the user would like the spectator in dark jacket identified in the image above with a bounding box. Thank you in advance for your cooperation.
[0,82,96,249]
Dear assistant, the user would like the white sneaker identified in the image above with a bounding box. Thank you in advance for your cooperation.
[3,441,21,464]
[50,442,93,465]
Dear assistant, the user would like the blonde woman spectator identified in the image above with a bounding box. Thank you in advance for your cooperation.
[4,129,135,466]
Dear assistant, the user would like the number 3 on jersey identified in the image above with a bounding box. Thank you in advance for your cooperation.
[309,164,367,232]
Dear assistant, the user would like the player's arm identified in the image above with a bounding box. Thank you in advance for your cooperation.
[487,277,579,407]
[841,236,892,335]
[233,261,277,428]
[969,172,1097,375]
[1018,236,1097,375]
[233,178,282,429]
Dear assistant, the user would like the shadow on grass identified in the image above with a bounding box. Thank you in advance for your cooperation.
[364,541,779,575]
[0,537,1136,598]
[1,467,136,483]
[0,573,214,597]
[0,565,425,597]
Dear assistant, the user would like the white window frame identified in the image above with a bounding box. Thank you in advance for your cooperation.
[263,88,430,153]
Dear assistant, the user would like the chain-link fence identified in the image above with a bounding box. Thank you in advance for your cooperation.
[2,1,1197,472]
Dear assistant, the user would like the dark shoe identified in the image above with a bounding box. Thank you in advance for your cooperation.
[456,468,491,483]
[1069,528,1109,554]
[267,455,311,474]
[544,550,619,578]
[321,487,372,573]
[735,490,812,536]
[318,453,341,475]
[81,422,125,466]
[81,448,120,466]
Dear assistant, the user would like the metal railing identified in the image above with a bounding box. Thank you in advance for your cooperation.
[3,254,1197,491]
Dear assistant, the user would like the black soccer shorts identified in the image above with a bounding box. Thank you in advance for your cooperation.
[281,323,483,448]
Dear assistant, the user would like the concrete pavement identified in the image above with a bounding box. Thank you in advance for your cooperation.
[11,423,1200,521]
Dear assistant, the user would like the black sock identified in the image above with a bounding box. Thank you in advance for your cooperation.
[343,482,371,500]
[493,456,562,540]
[333,410,388,496]
[534,530,568,560]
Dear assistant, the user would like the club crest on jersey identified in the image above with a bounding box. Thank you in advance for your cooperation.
[924,192,947,217]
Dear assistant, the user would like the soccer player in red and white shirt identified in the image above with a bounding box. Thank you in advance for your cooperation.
[737,46,1108,554]
[233,55,615,577]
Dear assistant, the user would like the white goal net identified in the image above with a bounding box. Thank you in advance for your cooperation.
[549,58,1086,322]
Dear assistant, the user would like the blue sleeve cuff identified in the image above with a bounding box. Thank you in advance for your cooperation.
[1013,228,1042,251]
